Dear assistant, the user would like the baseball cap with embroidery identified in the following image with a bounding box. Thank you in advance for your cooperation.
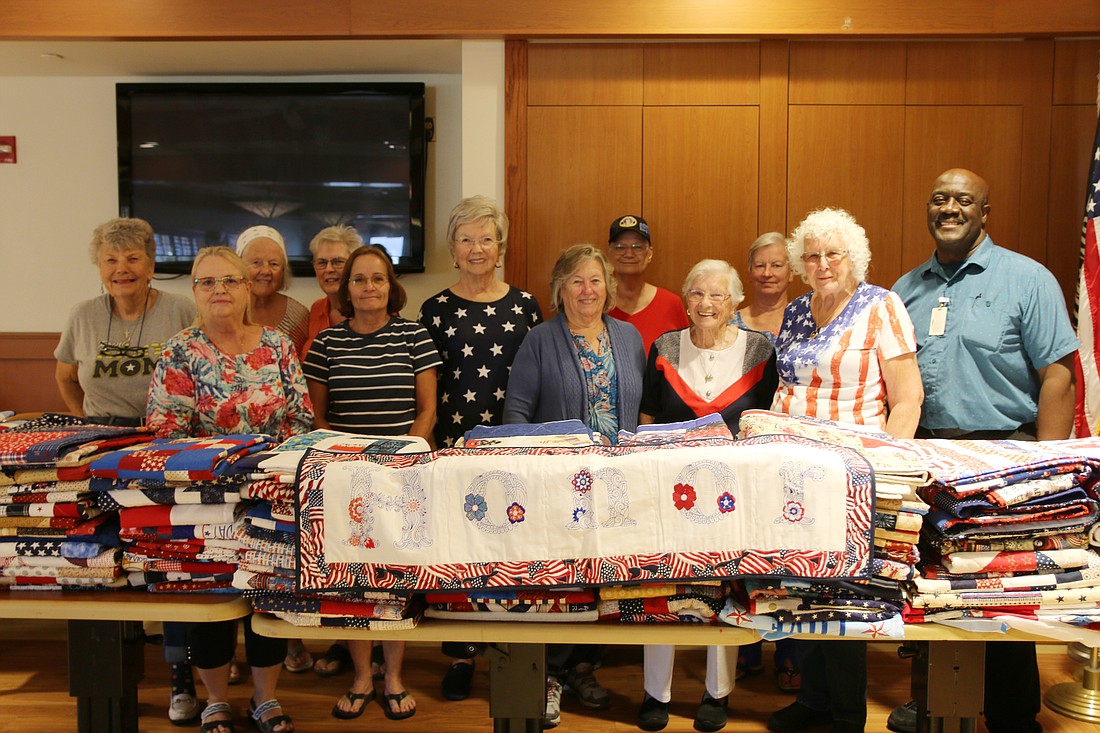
[608,214,650,243]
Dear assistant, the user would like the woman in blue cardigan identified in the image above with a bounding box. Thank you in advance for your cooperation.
[503,243,645,728]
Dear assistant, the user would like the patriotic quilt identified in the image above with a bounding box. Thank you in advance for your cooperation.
[296,434,874,592]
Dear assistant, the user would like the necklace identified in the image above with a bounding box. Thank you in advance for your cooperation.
[696,327,735,399]
[809,290,852,339]
[103,287,151,354]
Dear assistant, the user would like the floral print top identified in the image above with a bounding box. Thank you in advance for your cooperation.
[146,326,314,442]
[570,329,620,444]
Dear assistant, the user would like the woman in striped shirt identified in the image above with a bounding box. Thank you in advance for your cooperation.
[302,244,441,722]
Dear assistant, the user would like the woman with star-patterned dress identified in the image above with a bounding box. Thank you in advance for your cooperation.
[767,208,922,733]
[417,196,541,701]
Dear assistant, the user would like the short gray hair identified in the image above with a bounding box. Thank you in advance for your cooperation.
[548,244,616,314]
[747,231,789,266]
[788,208,871,282]
[682,259,744,308]
[447,195,509,256]
[88,217,156,265]
[308,225,362,258]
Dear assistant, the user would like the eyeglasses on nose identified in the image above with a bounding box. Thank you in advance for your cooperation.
[685,290,730,303]
[313,257,347,270]
[349,274,388,288]
[609,242,649,252]
[800,249,848,265]
[454,236,500,248]
[193,276,248,292]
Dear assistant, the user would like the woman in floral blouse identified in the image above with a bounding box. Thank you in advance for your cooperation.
[147,246,313,733]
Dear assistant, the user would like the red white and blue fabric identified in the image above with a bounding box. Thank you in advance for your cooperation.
[89,434,276,481]
[295,434,874,592]
[1073,112,1100,437]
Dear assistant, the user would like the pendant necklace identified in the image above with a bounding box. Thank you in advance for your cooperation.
[104,286,151,351]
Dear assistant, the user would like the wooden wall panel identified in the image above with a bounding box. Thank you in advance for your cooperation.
[504,40,528,291]
[906,41,1048,105]
[789,42,906,105]
[1054,39,1100,105]
[525,106,642,310]
[1047,106,1098,308]
[0,333,67,414]
[642,107,759,292]
[787,106,906,288]
[900,106,1024,275]
[527,44,642,106]
[758,40,790,236]
[642,43,760,106]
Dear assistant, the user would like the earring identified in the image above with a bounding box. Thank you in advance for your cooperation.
[495,261,502,269]
[452,261,459,269]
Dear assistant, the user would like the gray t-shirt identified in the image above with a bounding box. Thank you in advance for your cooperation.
[55,291,196,419]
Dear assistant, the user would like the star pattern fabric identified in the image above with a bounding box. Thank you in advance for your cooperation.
[418,286,541,447]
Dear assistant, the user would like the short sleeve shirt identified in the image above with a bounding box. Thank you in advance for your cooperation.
[892,236,1078,432]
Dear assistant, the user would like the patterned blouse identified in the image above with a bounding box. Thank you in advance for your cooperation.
[771,281,916,430]
[572,330,620,444]
[418,286,542,448]
[146,326,314,442]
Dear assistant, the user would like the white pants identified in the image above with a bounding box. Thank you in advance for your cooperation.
[643,644,738,703]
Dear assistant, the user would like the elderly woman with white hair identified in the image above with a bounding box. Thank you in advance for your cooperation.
[301,224,362,360]
[767,208,922,733]
[636,259,777,733]
[237,225,310,355]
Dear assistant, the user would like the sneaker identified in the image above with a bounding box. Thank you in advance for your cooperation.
[886,701,917,733]
[442,660,475,701]
[544,676,563,728]
[563,662,611,710]
[168,692,200,725]
[638,693,670,731]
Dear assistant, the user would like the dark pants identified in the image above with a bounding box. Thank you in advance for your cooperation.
[189,615,286,670]
[984,642,1041,733]
[796,639,866,726]
[546,644,603,679]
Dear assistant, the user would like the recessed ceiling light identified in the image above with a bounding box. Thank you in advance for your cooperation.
[39,53,65,61]
[138,142,160,149]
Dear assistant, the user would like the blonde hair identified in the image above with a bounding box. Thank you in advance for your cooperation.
[548,244,616,314]
[447,195,509,256]
[190,246,254,327]
[309,225,362,258]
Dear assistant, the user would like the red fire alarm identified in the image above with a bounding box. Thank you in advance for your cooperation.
[0,136,15,164]
[0,137,16,164]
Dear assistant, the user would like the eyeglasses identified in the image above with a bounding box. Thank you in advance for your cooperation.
[349,274,388,288]
[193,275,248,292]
[313,257,348,271]
[685,290,730,303]
[609,242,649,253]
[454,236,500,248]
[98,342,146,359]
[800,249,848,266]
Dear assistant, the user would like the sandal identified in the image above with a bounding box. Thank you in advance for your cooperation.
[332,690,376,720]
[249,698,293,733]
[383,689,416,721]
[314,642,351,678]
[200,701,235,733]
[775,664,802,693]
[283,641,312,674]
[371,644,386,681]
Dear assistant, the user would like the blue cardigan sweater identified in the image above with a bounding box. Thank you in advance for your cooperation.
[503,314,645,434]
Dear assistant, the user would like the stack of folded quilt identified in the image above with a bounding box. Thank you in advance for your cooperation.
[0,415,151,589]
[426,588,598,622]
[725,410,929,637]
[246,430,430,629]
[597,581,727,623]
[88,434,277,592]
[904,438,1100,642]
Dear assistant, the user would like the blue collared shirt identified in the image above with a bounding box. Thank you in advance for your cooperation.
[892,236,1078,432]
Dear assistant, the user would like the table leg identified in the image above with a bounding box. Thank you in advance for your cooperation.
[911,641,985,733]
[67,619,145,733]
[486,642,545,733]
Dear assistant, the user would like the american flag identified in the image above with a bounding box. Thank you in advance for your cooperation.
[1073,114,1100,437]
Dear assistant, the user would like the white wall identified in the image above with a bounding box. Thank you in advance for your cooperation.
[0,40,505,332]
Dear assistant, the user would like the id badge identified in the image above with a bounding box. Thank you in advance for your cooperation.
[929,306,947,336]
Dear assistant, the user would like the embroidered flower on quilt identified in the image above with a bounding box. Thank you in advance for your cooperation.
[506,502,526,524]
[464,493,487,521]
[673,482,696,511]
[348,496,364,523]
[572,506,587,522]
[405,497,423,513]
[717,492,736,513]
[782,500,805,522]
[571,469,594,494]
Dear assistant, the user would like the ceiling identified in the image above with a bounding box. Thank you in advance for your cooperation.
[0,39,464,76]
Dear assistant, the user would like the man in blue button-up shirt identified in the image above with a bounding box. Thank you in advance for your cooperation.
[889,168,1078,733]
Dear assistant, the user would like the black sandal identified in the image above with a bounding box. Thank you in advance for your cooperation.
[200,701,235,733]
[249,698,293,733]
[383,690,416,721]
[313,642,351,678]
[332,690,375,720]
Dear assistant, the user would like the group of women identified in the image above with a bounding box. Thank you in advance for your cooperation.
[54,198,923,733]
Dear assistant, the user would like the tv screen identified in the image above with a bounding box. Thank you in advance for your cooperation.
[116,82,427,275]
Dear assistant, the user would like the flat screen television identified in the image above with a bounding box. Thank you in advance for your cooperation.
[116,81,428,276]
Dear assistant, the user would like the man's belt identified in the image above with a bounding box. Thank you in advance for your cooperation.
[916,422,1037,440]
